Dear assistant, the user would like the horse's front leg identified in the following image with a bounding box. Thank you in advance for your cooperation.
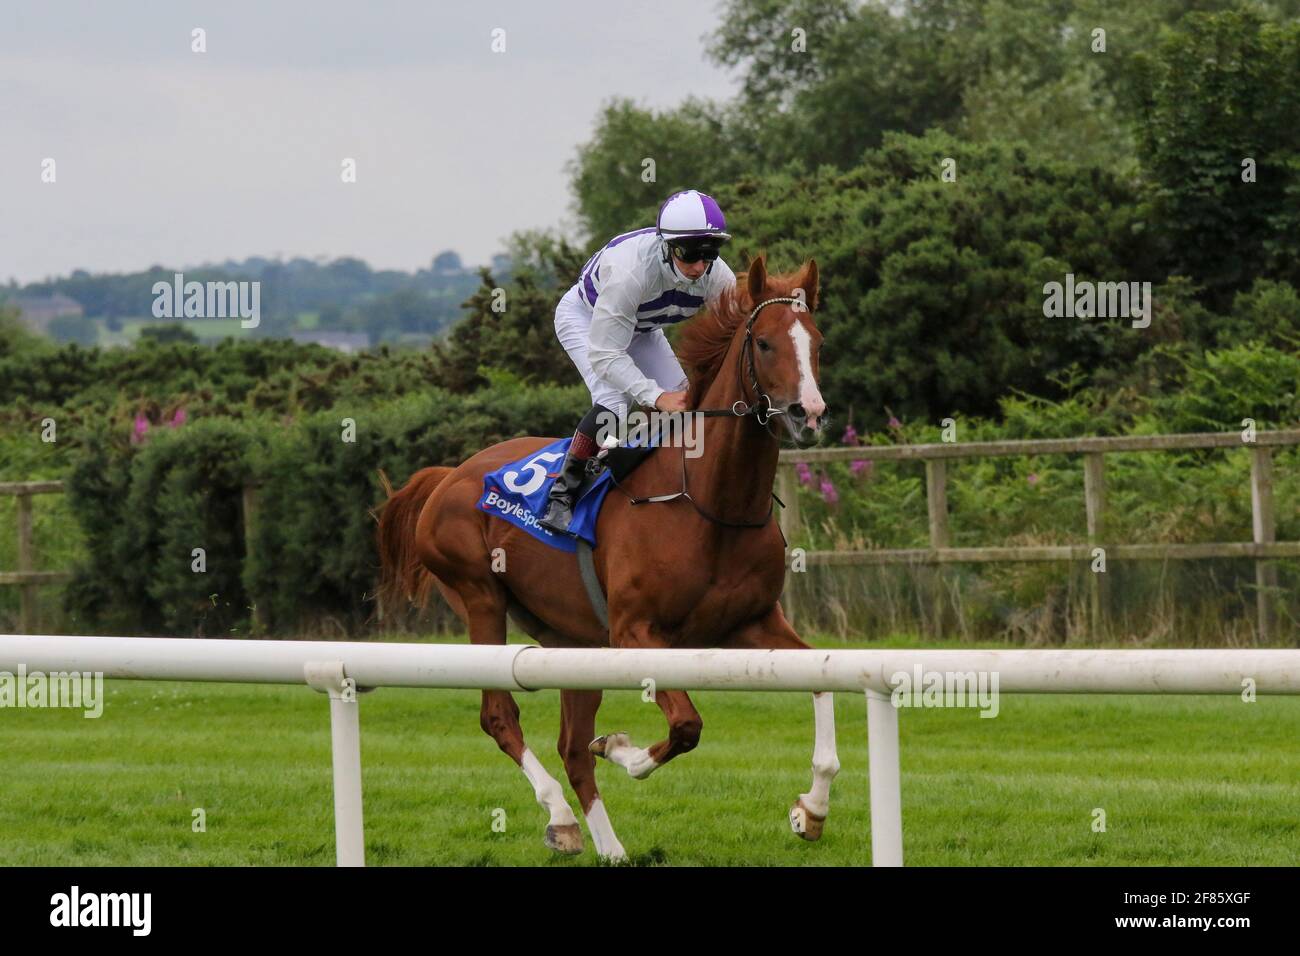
[591,689,701,780]
[724,606,840,842]
[591,622,702,780]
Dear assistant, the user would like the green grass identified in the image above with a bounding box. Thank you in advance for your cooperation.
[1,637,1296,866]
[116,318,253,342]
[92,315,319,346]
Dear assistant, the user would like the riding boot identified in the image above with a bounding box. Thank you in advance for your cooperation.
[539,430,597,536]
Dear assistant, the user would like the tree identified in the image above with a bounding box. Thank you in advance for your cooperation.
[716,130,1156,421]
[316,303,344,328]
[349,288,439,341]
[0,305,44,357]
[431,250,463,274]
[709,0,960,171]
[566,97,750,244]
[139,323,199,345]
[432,233,585,392]
[1128,9,1300,307]
[47,314,98,347]
[702,0,1254,178]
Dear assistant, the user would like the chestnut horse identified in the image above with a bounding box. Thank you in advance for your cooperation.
[376,256,838,861]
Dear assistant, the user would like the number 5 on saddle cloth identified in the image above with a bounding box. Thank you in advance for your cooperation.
[478,432,660,553]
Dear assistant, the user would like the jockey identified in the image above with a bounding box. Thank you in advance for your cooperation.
[539,189,737,536]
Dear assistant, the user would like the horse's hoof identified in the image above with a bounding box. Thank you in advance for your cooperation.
[789,798,826,842]
[544,823,584,855]
[589,732,629,759]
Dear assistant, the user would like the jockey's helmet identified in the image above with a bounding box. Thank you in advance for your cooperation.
[656,190,731,262]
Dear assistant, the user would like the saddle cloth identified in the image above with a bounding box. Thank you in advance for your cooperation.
[477,432,662,553]
[479,437,613,553]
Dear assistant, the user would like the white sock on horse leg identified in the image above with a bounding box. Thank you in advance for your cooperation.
[583,798,627,860]
[801,692,840,818]
[603,733,659,779]
[520,749,579,826]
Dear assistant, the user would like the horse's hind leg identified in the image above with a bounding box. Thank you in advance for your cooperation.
[558,689,627,862]
[503,600,623,857]
[461,585,583,855]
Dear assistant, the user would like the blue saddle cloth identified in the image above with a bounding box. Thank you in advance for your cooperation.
[479,437,616,553]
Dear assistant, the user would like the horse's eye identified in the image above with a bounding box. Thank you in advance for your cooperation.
[757,339,771,352]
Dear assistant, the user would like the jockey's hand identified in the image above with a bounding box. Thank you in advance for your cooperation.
[654,390,689,413]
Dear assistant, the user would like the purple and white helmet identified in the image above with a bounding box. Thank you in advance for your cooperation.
[656,189,731,241]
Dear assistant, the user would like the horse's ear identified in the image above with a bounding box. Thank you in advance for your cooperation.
[747,254,767,302]
[800,259,819,311]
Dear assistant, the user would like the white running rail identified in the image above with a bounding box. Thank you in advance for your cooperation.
[2,635,1298,866]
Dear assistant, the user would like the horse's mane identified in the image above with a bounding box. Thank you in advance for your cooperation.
[677,265,810,408]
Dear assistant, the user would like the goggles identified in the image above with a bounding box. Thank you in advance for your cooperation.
[669,241,722,264]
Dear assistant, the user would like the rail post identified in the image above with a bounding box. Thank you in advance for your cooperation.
[865,688,903,867]
[305,661,365,867]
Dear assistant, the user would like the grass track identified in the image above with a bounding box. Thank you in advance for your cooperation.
[1,638,1297,866]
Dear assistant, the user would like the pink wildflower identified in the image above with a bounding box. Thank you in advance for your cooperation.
[819,475,839,506]
[796,462,812,486]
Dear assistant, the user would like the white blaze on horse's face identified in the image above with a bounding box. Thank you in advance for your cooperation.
[787,318,826,431]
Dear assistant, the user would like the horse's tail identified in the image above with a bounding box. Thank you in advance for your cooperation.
[374,465,454,615]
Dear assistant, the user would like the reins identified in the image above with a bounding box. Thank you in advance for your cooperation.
[605,295,803,529]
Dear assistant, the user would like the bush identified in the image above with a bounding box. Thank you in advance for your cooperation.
[62,383,589,635]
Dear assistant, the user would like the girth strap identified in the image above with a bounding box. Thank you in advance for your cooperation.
[576,539,609,630]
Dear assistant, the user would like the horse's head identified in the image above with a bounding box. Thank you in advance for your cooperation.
[743,255,827,442]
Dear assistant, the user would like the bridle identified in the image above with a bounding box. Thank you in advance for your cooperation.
[608,295,808,529]
[696,295,802,436]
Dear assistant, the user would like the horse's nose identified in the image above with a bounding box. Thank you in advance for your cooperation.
[788,400,826,430]
[804,398,827,430]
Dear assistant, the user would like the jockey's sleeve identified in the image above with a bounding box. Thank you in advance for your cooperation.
[587,263,665,409]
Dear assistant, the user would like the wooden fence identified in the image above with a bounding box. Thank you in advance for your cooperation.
[776,429,1300,640]
[0,481,73,632]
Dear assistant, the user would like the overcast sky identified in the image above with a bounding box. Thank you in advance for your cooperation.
[0,1,741,284]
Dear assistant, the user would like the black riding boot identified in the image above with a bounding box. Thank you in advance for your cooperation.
[539,430,597,536]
